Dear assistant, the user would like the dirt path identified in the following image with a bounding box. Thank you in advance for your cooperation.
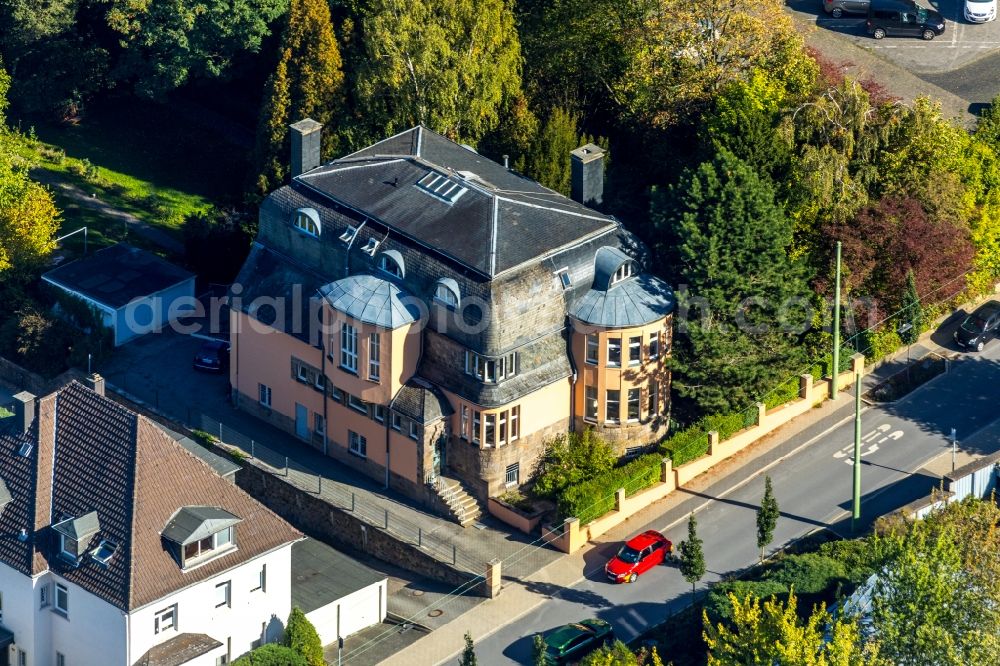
[30,167,185,255]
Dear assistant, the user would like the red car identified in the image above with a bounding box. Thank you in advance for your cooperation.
[605,530,672,583]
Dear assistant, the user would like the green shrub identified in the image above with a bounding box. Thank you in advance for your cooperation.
[233,644,307,666]
[190,430,218,448]
[817,538,878,583]
[763,553,848,595]
[533,429,615,499]
[284,607,324,666]
[497,489,534,513]
[557,453,662,524]
[704,579,789,625]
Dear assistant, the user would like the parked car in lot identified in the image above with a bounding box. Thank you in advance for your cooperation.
[605,530,673,584]
[824,0,871,18]
[965,0,998,23]
[867,0,946,39]
[541,619,615,664]
[193,339,230,372]
[954,300,1000,352]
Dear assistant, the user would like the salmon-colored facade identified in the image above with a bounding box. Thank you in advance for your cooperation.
[229,125,676,523]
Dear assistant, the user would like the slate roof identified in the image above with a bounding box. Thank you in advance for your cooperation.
[133,633,223,666]
[391,379,454,424]
[0,476,11,509]
[42,243,193,310]
[52,511,100,541]
[290,538,385,614]
[570,274,676,328]
[0,381,301,611]
[296,126,619,277]
[319,274,421,329]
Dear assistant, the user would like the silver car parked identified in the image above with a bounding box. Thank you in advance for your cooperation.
[823,0,871,17]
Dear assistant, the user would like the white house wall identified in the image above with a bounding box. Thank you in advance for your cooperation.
[127,545,293,665]
[305,579,387,646]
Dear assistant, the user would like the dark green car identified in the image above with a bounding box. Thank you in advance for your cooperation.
[542,619,615,664]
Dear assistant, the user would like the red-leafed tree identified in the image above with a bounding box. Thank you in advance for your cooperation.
[823,196,974,316]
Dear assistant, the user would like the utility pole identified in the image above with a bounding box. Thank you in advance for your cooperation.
[832,241,842,397]
[951,428,957,473]
[852,370,862,533]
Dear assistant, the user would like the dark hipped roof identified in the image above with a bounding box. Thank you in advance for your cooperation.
[0,476,11,509]
[295,126,618,277]
[570,274,676,328]
[53,511,100,541]
[133,633,223,666]
[290,538,385,614]
[43,243,193,310]
[391,378,454,424]
[319,274,421,329]
[162,506,241,546]
[0,381,301,611]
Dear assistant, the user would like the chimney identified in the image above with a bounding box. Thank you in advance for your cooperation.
[502,154,509,169]
[290,118,323,178]
[85,373,105,397]
[570,143,605,207]
[13,391,35,433]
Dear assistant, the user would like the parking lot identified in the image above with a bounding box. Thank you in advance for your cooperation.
[787,0,1000,107]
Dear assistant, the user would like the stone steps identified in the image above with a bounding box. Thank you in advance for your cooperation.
[434,476,483,527]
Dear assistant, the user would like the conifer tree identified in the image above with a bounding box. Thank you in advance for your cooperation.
[253,0,345,194]
[756,475,779,563]
[678,513,706,603]
[283,607,324,666]
[460,631,478,666]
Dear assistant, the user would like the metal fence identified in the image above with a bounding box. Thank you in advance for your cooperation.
[194,415,486,575]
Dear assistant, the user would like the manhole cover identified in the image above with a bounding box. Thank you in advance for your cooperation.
[410,589,425,597]
[428,609,444,618]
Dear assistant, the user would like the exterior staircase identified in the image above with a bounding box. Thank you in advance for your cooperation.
[434,476,483,527]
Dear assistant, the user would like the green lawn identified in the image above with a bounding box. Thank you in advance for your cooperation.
[15,95,251,255]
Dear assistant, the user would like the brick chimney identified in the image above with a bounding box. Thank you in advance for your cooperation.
[85,373,105,397]
[290,118,323,178]
[570,143,605,207]
[13,391,35,433]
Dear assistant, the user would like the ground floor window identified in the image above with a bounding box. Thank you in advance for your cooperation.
[509,406,520,441]
[606,389,620,423]
[349,430,367,457]
[505,462,520,487]
[314,414,325,436]
[585,386,598,421]
[627,388,640,422]
[648,381,659,417]
[258,383,271,407]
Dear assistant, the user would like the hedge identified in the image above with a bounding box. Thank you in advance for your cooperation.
[557,453,663,524]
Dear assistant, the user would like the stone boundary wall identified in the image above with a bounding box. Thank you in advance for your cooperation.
[545,354,866,554]
[237,464,481,591]
[0,355,87,398]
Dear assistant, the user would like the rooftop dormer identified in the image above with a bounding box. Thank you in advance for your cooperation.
[53,511,100,566]
[592,246,637,292]
[162,506,241,570]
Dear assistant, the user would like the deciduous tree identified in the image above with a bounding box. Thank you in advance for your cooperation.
[355,0,522,143]
[0,143,61,279]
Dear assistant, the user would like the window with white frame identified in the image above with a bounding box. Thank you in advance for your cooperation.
[378,253,404,278]
[54,582,68,615]
[56,653,65,666]
[498,411,507,444]
[435,281,460,308]
[460,405,469,440]
[611,262,633,285]
[484,413,496,446]
[258,384,271,407]
[182,526,235,567]
[510,406,520,441]
[586,334,599,365]
[607,338,621,367]
[629,336,642,365]
[627,388,640,422]
[368,333,381,381]
[215,581,231,608]
[648,381,659,417]
[253,564,266,592]
[314,413,325,436]
[340,323,358,373]
[348,394,367,414]
[17,650,25,666]
[391,413,401,431]
[349,431,367,457]
[40,583,50,608]
[606,389,620,423]
[314,374,325,391]
[585,386,598,421]
[154,605,177,634]
[374,404,386,423]
[649,332,660,359]
[296,364,309,383]
[409,421,419,441]
[464,351,517,383]
[293,209,321,237]
[505,463,520,487]
[472,411,481,445]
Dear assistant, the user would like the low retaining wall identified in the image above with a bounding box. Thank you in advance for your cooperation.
[237,465,480,591]
[548,355,866,554]
[487,498,544,534]
[0,355,86,397]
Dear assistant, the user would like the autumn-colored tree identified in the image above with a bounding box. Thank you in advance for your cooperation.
[0,145,61,278]
[703,590,882,666]
[355,0,522,143]
[253,0,345,193]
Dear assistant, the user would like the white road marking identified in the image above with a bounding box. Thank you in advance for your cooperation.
[833,424,903,462]
[843,429,904,465]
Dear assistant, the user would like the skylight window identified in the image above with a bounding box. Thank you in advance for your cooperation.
[91,539,118,567]
[18,442,32,457]
[416,172,468,204]
[361,237,380,256]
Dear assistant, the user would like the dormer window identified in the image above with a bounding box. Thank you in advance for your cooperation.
[361,237,380,256]
[339,225,358,243]
[162,506,241,570]
[52,511,100,565]
[293,208,321,237]
[378,250,405,279]
[435,278,460,308]
[611,262,634,285]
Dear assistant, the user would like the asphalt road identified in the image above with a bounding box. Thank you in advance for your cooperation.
[473,345,1000,665]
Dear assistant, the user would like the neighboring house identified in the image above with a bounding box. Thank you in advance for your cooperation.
[230,121,675,522]
[0,378,302,666]
[42,243,196,347]
[290,538,387,647]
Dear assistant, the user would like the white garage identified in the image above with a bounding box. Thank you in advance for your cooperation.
[291,538,388,645]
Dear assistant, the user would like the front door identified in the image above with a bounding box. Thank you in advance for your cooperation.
[295,403,309,439]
